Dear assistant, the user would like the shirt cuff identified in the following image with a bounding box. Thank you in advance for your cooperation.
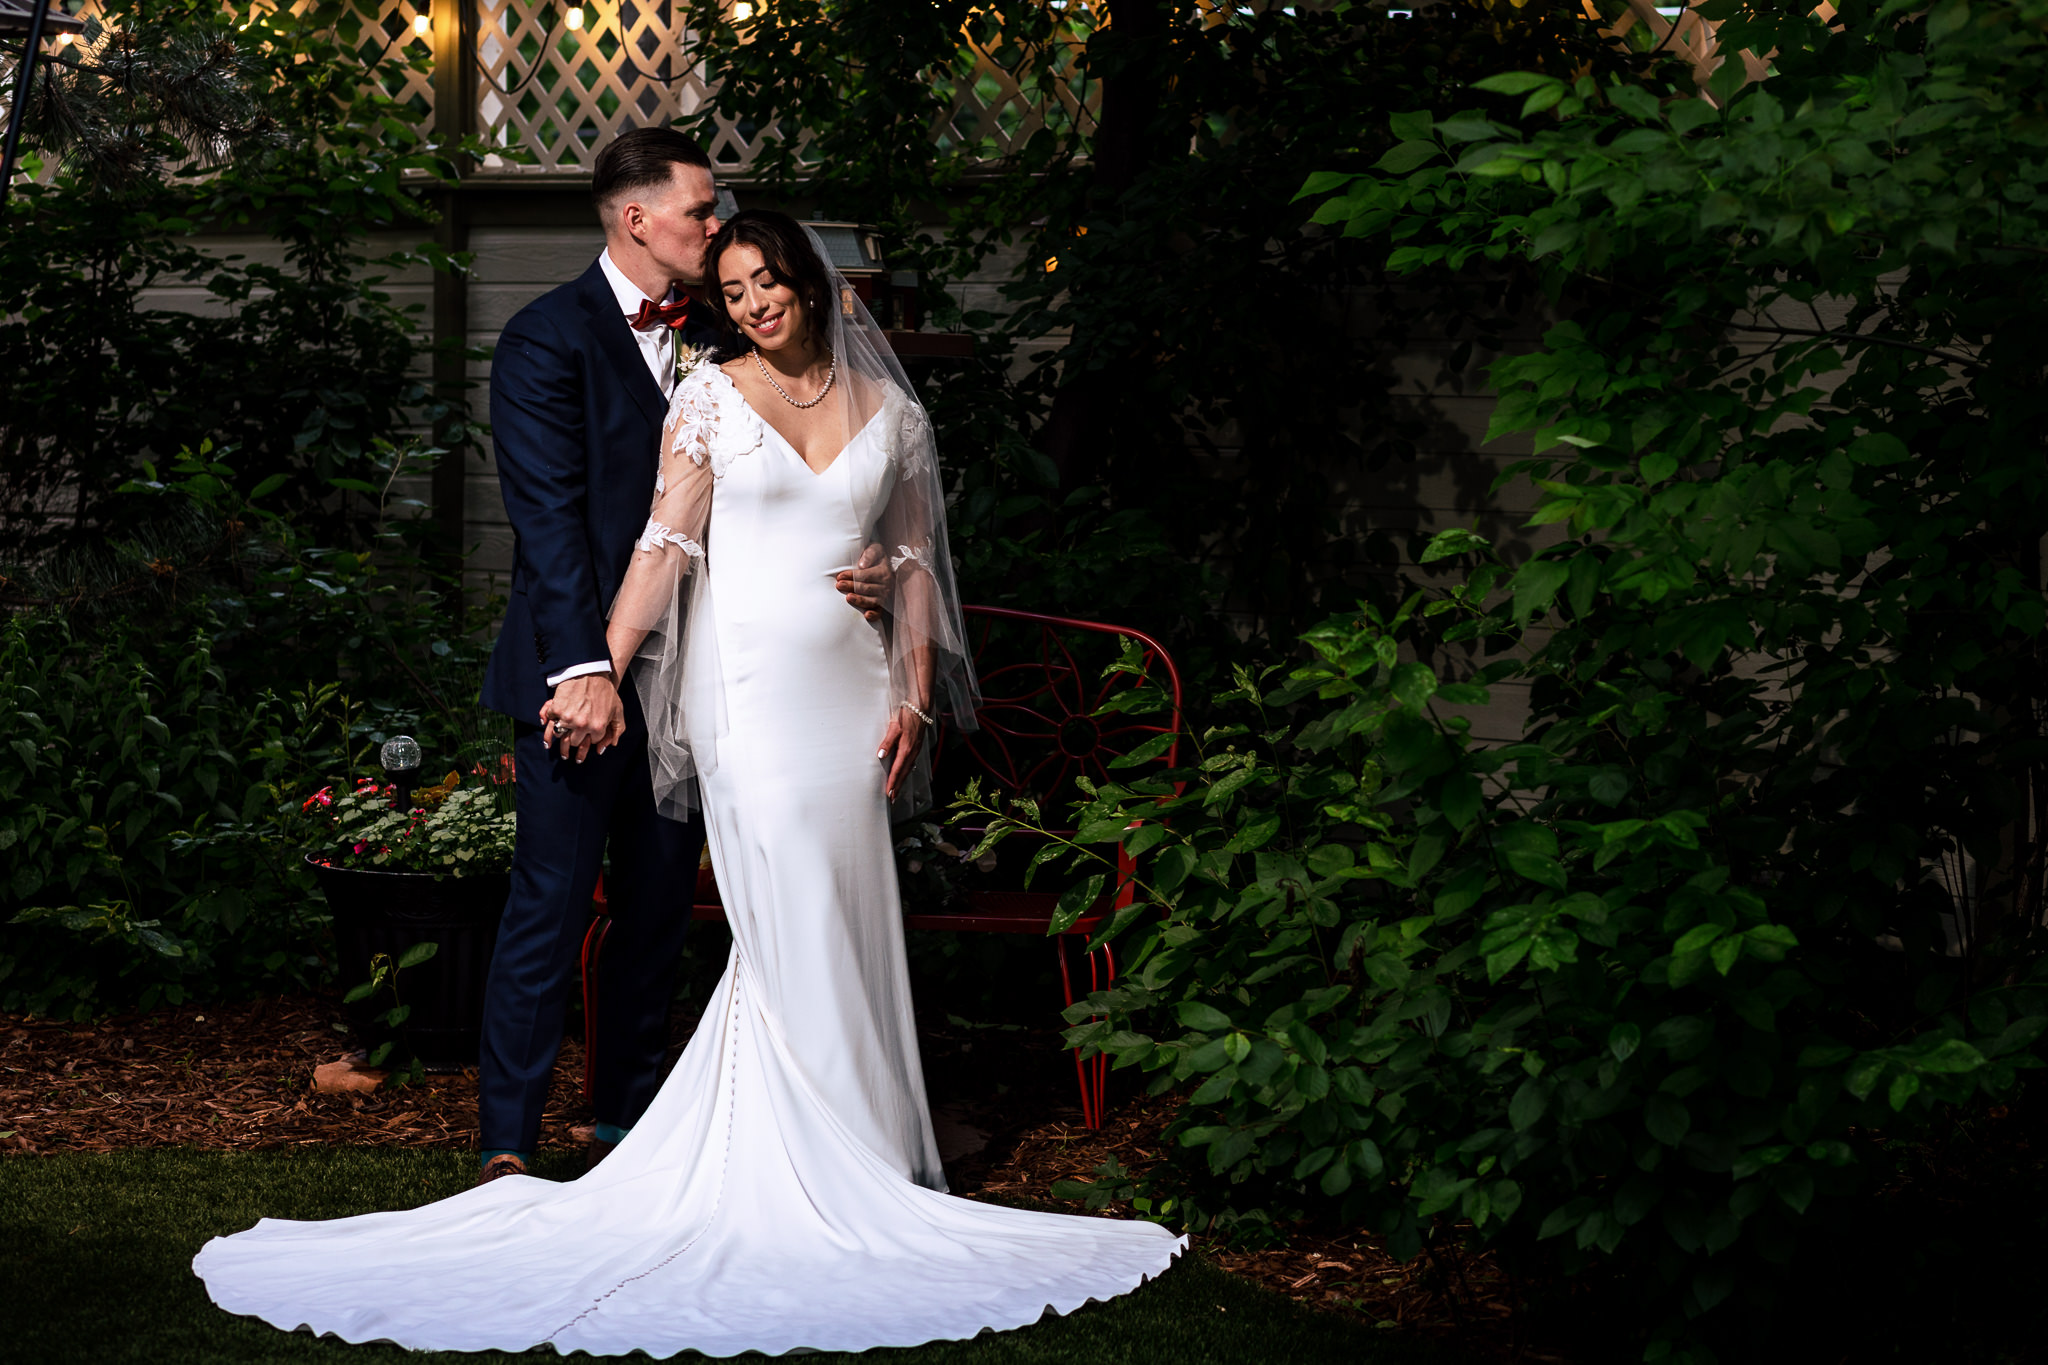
[546,660,613,688]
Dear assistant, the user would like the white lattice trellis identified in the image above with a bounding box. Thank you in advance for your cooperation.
[468,0,1109,175]
[4,0,1837,187]
[470,0,807,174]
[2,0,436,167]
[929,2,1102,162]
[352,0,437,117]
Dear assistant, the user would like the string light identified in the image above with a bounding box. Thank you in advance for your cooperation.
[734,1,753,19]
[565,6,583,28]
[413,11,429,33]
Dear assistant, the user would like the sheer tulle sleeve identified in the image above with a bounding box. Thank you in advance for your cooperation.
[608,406,713,639]
[874,387,979,818]
[607,372,723,820]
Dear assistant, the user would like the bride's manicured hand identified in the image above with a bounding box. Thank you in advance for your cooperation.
[877,705,925,802]
[540,674,627,764]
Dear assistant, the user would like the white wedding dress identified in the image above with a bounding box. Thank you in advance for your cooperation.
[192,364,1184,1357]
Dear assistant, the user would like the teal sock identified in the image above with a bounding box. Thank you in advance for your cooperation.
[479,1148,528,1168]
[593,1122,631,1145]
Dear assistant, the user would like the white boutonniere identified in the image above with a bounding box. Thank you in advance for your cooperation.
[675,342,713,386]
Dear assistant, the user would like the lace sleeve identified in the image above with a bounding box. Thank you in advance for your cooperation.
[662,369,717,476]
[636,522,705,558]
[890,388,934,481]
[662,364,761,482]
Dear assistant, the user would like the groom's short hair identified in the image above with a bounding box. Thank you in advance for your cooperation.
[592,128,712,219]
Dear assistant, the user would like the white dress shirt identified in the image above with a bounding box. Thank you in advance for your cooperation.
[545,249,684,689]
[598,246,682,400]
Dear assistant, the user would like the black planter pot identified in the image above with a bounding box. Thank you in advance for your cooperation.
[308,856,510,1072]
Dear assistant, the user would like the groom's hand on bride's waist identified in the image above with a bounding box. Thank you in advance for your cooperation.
[836,544,894,622]
[538,673,626,764]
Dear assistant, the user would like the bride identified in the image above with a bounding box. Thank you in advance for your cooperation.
[192,211,1183,1356]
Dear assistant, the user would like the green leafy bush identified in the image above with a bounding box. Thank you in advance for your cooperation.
[972,1,2048,1353]
[979,582,2048,1353]
[0,445,509,1018]
[119,444,510,777]
[0,611,320,1017]
[0,0,474,564]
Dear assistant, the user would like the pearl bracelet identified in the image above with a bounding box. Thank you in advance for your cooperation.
[902,701,934,726]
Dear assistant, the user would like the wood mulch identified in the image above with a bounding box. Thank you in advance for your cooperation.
[0,996,590,1155]
[1,993,1533,1358]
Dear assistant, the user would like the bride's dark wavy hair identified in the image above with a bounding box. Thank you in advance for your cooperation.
[703,210,837,362]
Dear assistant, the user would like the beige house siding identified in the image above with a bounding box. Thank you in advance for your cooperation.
[461,224,612,592]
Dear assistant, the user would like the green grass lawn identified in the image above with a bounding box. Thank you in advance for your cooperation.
[0,1149,1438,1365]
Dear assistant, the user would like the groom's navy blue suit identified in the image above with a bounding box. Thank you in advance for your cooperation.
[479,260,718,1156]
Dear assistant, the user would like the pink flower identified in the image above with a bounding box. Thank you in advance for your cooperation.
[352,841,368,855]
[301,787,334,812]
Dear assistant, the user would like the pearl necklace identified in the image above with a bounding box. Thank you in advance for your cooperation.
[753,346,836,409]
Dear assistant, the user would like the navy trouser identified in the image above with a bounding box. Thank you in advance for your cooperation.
[478,685,704,1155]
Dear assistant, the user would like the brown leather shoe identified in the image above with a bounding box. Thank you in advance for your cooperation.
[584,1136,618,1173]
[477,1153,527,1186]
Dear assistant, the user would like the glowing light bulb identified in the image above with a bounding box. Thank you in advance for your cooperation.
[1044,256,1059,273]
[55,31,73,45]
[565,5,583,28]
[413,11,429,33]
[734,1,753,19]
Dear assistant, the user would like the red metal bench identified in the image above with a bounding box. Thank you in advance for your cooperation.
[581,604,1184,1129]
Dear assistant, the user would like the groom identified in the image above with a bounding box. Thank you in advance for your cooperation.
[477,127,885,1183]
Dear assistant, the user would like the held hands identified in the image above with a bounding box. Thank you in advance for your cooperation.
[538,673,627,764]
[836,544,895,622]
[877,703,927,803]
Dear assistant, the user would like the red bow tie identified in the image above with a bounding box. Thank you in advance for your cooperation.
[629,298,695,331]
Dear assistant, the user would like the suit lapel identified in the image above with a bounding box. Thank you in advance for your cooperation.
[574,263,667,429]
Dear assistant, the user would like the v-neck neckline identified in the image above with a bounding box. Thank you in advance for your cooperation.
[720,367,885,477]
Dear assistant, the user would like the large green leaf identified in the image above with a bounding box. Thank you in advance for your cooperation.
[1047,874,1106,935]
[1645,1094,1691,1146]
[1472,71,1559,96]
[1373,141,1443,174]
